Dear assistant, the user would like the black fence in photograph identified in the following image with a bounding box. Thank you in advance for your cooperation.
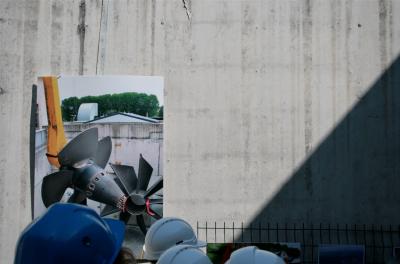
[197,222,400,263]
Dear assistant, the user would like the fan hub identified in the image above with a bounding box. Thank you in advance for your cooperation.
[130,193,146,206]
[125,194,146,214]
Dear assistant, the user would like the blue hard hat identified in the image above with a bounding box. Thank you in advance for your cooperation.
[14,203,125,264]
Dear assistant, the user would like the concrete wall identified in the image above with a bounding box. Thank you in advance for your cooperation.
[164,0,400,230]
[1,0,400,262]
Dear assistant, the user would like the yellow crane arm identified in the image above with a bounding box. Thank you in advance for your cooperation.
[42,76,67,168]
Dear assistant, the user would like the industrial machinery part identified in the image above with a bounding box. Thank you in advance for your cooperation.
[143,217,206,261]
[41,127,163,235]
[101,155,163,235]
[14,203,125,264]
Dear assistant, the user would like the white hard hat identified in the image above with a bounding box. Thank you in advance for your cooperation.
[143,217,206,260]
[157,245,212,264]
[225,246,285,264]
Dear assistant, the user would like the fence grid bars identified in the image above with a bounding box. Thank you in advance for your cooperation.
[197,222,400,264]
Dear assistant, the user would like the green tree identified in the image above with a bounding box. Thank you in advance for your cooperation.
[61,92,160,121]
[61,97,80,121]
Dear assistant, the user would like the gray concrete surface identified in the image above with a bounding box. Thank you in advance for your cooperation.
[1,0,400,262]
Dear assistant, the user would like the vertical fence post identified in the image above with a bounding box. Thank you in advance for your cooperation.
[223,222,226,243]
[380,225,385,263]
[241,222,244,242]
[328,223,331,244]
[319,223,322,244]
[205,222,208,243]
[310,223,314,263]
[215,222,217,243]
[302,223,305,264]
[398,224,400,243]
[276,223,279,243]
[362,224,366,261]
[354,224,358,245]
[285,223,288,242]
[372,224,376,263]
[250,223,253,243]
[232,222,235,243]
[389,225,393,252]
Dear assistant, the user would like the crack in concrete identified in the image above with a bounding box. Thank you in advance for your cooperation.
[96,0,109,75]
[182,0,192,22]
[96,0,104,74]
[77,0,86,75]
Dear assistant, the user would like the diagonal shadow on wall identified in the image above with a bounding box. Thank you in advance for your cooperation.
[238,55,400,244]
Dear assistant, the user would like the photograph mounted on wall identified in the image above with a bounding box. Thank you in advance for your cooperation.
[32,75,164,235]
[207,242,301,264]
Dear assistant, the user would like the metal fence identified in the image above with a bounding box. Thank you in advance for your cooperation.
[197,222,400,263]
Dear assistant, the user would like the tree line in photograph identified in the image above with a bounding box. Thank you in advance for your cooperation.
[61,92,162,121]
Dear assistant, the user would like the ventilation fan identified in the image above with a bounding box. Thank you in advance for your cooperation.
[101,156,163,234]
[41,127,163,234]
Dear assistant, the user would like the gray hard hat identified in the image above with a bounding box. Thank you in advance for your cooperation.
[143,217,206,260]
[157,245,212,264]
[225,246,284,264]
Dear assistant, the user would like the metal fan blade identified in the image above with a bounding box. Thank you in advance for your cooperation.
[119,211,131,224]
[136,215,147,235]
[58,127,98,167]
[110,164,137,195]
[41,170,73,207]
[113,177,125,194]
[137,154,153,191]
[144,177,163,198]
[94,136,112,169]
[68,190,87,205]
[148,198,163,204]
[100,204,120,217]
[149,209,162,220]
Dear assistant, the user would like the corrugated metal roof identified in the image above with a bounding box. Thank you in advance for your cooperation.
[86,112,159,124]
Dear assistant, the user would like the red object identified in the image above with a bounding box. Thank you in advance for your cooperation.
[146,198,155,216]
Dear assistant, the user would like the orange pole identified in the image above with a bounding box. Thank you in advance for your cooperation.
[42,76,67,168]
